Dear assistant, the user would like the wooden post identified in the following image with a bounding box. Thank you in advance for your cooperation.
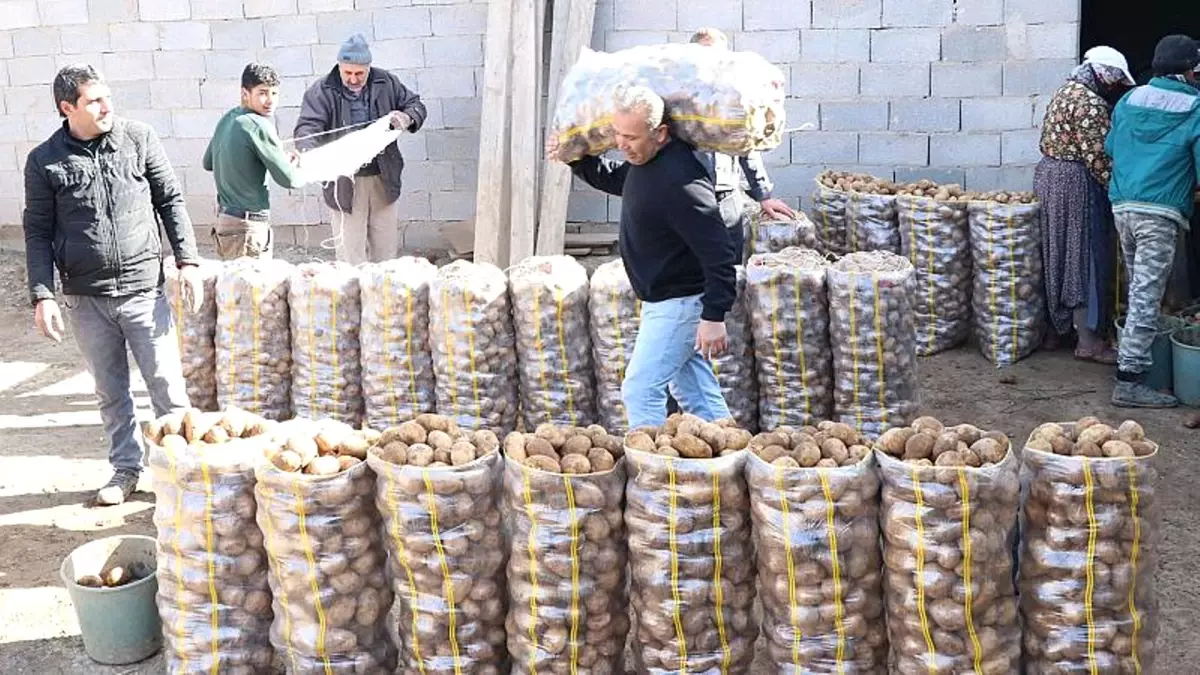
[535,0,598,256]
[473,0,515,267]
[507,0,540,265]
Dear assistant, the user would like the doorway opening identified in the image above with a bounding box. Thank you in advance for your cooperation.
[1080,0,1200,84]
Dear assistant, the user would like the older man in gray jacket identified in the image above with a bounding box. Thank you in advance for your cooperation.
[295,34,427,264]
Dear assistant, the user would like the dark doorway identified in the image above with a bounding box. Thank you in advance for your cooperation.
[1080,1,1200,84]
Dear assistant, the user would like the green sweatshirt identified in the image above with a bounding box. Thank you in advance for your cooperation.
[203,107,303,213]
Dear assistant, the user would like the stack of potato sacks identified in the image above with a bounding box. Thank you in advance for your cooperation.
[623,414,757,673]
[810,171,900,256]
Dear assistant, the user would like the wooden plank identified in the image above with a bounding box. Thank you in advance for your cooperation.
[535,0,598,256]
[473,0,515,267]
[507,0,540,264]
[564,231,618,248]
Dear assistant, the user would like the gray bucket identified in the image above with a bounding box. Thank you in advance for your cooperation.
[59,534,162,665]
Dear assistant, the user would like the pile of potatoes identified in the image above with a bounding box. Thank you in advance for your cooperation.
[215,258,293,420]
[502,425,629,673]
[255,419,397,674]
[289,262,365,426]
[895,179,973,203]
[359,257,439,430]
[429,260,520,433]
[509,256,598,429]
[260,417,377,476]
[874,416,1022,675]
[828,251,920,439]
[587,260,641,433]
[747,424,887,672]
[146,407,275,674]
[166,260,219,411]
[817,170,895,195]
[1021,418,1160,673]
[973,190,1038,205]
[712,266,759,431]
[968,198,1045,366]
[624,414,757,672]
[896,191,973,356]
[366,414,509,673]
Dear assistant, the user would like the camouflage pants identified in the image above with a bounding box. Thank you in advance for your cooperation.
[1114,210,1178,374]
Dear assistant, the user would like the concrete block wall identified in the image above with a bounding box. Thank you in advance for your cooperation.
[0,0,1081,248]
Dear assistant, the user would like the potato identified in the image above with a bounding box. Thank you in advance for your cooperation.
[449,441,478,466]
[625,431,656,454]
[524,455,562,472]
[272,449,303,473]
[1102,440,1135,458]
[587,448,616,472]
[1116,420,1144,442]
[1077,424,1115,448]
[969,198,1043,366]
[877,427,911,457]
[673,433,715,459]
[561,434,593,456]
[560,454,592,475]
[903,433,935,461]
[337,434,370,460]
[971,438,1006,465]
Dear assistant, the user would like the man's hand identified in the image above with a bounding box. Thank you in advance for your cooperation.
[179,264,205,313]
[695,319,728,360]
[390,110,413,131]
[287,150,301,166]
[34,299,64,343]
[760,198,797,220]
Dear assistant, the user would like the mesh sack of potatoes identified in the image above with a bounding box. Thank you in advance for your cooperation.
[746,421,887,672]
[588,260,641,434]
[623,414,757,673]
[810,173,851,258]
[549,44,786,162]
[968,194,1045,367]
[746,248,833,430]
[510,256,598,429]
[828,251,920,440]
[744,207,820,262]
[359,257,438,430]
[147,407,276,674]
[847,192,900,255]
[366,413,509,674]
[165,259,220,411]
[254,418,396,675]
[501,424,629,674]
[430,260,519,433]
[873,416,1022,675]
[1020,418,1160,674]
[289,262,365,426]
[711,265,758,431]
[896,189,972,356]
[216,258,294,420]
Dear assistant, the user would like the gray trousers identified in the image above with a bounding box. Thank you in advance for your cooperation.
[1114,210,1179,374]
[64,287,190,472]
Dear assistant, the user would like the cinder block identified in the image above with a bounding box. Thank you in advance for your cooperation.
[86,0,136,22]
[123,108,173,137]
[820,101,887,132]
[0,144,18,171]
[889,98,959,132]
[199,78,239,109]
[963,165,1035,192]
[762,140,790,167]
[882,0,952,27]
[9,56,56,86]
[431,190,476,221]
[734,30,799,64]
[55,51,105,73]
[423,36,483,67]
[139,0,189,20]
[605,31,671,51]
[1007,22,1079,61]
[4,86,46,116]
[1001,129,1041,165]
[1003,59,1073,95]
[374,7,433,39]
[401,161,455,191]
[784,98,819,129]
[256,46,314,77]
[60,24,112,54]
[676,0,742,32]
[791,131,858,164]
[151,79,202,109]
[568,191,610,222]
[812,0,881,28]
[451,160,476,189]
[591,0,613,47]
[264,15,318,47]
[745,0,807,30]
[402,218,447,251]
[425,128,479,161]
[160,22,212,51]
[244,0,296,19]
[182,167,217,196]
[277,76,309,105]
[869,28,940,62]
[0,199,22,227]
[415,67,475,98]
[24,115,58,141]
[316,11,374,43]
[298,0,353,11]
[441,96,481,127]
[860,63,930,97]
[398,129,427,161]
[1003,0,1080,24]
[211,21,263,50]
[38,0,88,25]
[430,5,487,35]
[951,0,1002,25]
[606,196,622,222]
[371,39,425,69]
[0,2,38,29]
[171,109,225,139]
[191,0,244,20]
[108,81,151,108]
[153,50,206,78]
[931,62,1003,97]
[800,29,869,64]
[0,169,23,195]
[791,63,858,99]
[859,132,928,165]
[13,28,60,57]
[1032,94,1050,128]
[894,166,966,186]
[929,132,999,165]
[613,0,677,30]
[941,25,1004,62]
[0,32,12,59]
[110,23,159,52]
[0,117,26,144]
[758,163,820,206]
[0,60,6,88]
[205,51,257,81]
[961,97,1033,131]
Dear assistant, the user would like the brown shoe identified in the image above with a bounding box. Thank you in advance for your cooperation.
[1074,345,1118,365]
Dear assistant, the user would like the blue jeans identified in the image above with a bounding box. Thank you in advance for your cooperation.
[622,294,731,429]
[64,287,190,473]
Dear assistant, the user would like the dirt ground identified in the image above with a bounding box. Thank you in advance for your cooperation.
[0,248,1197,672]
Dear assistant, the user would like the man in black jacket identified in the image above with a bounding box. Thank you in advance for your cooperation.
[551,85,738,429]
[294,34,427,264]
[24,64,204,506]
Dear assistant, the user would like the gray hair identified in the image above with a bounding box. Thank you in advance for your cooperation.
[690,27,729,49]
[612,85,665,130]
[53,63,103,117]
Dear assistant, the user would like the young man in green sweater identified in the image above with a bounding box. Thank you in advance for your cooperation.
[203,63,306,260]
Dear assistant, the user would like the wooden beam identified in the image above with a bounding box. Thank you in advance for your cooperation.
[473,0,515,267]
[508,0,541,265]
[535,0,598,256]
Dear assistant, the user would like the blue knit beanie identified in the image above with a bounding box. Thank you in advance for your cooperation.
[338,34,372,65]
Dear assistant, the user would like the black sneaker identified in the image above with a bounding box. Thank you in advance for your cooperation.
[96,469,140,506]
[1112,381,1178,409]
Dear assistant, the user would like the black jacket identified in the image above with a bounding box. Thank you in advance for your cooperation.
[23,117,199,305]
[294,66,427,213]
[571,138,737,321]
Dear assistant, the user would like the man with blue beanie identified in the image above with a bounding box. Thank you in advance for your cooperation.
[1105,34,1200,407]
[295,34,427,264]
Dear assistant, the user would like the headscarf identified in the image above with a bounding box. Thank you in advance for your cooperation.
[1068,62,1129,95]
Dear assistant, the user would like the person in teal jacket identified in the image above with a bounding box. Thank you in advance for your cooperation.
[1105,34,1200,407]
[204,63,307,260]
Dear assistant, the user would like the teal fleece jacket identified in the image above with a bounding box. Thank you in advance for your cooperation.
[1106,77,1200,226]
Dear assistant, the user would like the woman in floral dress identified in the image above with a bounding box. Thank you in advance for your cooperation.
[1034,46,1136,363]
